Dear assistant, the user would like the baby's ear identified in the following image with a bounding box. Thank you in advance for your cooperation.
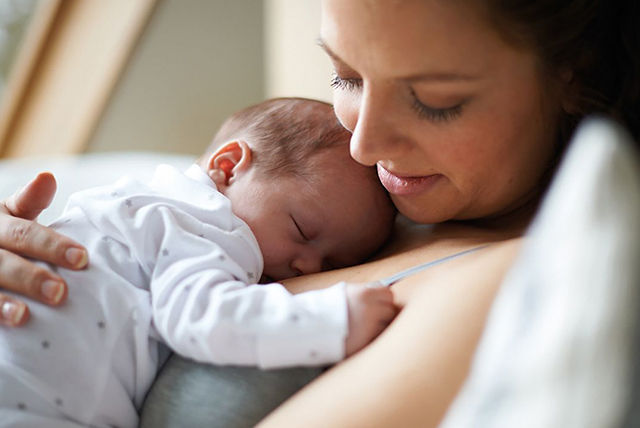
[205,140,252,187]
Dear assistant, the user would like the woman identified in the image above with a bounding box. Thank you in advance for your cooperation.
[1,0,638,426]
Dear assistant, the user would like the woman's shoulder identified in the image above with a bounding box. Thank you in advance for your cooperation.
[284,217,523,304]
[265,226,523,428]
[390,223,522,306]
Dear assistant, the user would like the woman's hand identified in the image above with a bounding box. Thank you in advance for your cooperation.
[0,172,88,327]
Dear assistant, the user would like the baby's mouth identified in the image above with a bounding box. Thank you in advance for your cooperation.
[259,274,275,284]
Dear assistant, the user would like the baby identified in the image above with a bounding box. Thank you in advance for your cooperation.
[0,98,397,427]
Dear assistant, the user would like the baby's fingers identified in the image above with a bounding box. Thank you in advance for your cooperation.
[0,248,68,306]
[370,307,396,340]
[376,303,398,323]
[363,284,395,305]
[0,293,29,327]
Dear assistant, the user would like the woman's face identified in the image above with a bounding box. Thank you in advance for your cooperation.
[320,0,563,223]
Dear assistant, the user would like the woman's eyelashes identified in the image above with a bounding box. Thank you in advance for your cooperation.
[411,98,463,122]
[330,73,362,91]
[331,73,464,123]
[410,89,464,122]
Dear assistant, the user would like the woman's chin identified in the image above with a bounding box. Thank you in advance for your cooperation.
[391,195,457,224]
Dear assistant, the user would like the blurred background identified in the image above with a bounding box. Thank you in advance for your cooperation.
[0,0,333,158]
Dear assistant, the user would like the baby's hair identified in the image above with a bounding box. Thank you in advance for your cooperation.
[201,97,352,178]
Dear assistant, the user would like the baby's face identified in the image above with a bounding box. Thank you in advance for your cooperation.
[223,149,395,281]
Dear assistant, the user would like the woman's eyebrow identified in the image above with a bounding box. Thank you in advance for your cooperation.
[317,37,478,83]
[404,71,480,83]
[316,38,341,62]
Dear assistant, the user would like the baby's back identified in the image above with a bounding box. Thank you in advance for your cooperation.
[0,164,260,427]
[0,199,162,427]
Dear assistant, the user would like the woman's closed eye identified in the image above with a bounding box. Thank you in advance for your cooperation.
[330,73,362,91]
[331,72,465,123]
[411,98,463,122]
[410,89,464,123]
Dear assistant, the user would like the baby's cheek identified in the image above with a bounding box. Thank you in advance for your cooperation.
[259,246,287,278]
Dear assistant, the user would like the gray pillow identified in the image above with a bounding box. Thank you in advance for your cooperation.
[140,356,323,428]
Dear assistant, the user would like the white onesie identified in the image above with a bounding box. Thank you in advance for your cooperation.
[0,164,348,428]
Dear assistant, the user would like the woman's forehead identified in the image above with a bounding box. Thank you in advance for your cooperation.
[320,0,498,78]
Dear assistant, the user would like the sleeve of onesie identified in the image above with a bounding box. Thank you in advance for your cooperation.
[131,204,348,369]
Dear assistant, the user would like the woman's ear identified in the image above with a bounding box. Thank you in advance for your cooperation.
[205,140,252,188]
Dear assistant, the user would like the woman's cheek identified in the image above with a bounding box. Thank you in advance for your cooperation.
[332,91,359,133]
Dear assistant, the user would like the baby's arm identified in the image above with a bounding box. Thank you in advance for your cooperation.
[146,209,398,366]
[150,235,396,366]
[84,166,397,368]
[145,211,349,368]
[76,168,348,368]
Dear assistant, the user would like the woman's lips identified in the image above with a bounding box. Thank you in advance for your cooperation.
[377,164,442,196]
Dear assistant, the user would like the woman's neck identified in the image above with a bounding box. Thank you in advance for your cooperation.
[464,202,537,233]
[458,183,547,235]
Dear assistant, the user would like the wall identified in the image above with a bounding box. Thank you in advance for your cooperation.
[86,0,333,156]
[264,0,332,102]
[87,0,264,155]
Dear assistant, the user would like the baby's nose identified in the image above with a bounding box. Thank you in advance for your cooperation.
[291,252,323,276]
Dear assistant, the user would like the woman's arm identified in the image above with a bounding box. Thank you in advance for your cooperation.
[0,173,87,326]
[260,238,522,428]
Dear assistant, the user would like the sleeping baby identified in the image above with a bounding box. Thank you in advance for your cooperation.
[0,97,397,427]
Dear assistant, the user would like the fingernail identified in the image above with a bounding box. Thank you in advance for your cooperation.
[42,279,65,304]
[65,247,88,268]
[2,301,26,325]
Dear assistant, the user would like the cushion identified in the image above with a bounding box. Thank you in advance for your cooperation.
[140,356,323,428]
[439,118,640,428]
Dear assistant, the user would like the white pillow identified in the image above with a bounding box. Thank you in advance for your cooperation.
[439,118,640,428]
[0,151,194,224]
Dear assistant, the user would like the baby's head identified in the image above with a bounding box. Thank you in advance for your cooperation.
[198,98,396,281]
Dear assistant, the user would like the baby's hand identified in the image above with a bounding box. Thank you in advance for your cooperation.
[344,283,398,357]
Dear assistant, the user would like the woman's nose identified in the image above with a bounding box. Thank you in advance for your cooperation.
[290,250,323,276]
[349,85,405,166]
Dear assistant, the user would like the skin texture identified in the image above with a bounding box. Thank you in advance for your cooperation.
[0,173,86,326]
[259,0,568,426]
[0,0,561,326]
[321,0,562,224]
[208,140,396,281]
[207,139,399,356]
[0,0,567,424]
[261,222,523,428]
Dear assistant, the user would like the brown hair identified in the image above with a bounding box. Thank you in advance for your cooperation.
[200,97,352,178]
[483,0,640,145]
